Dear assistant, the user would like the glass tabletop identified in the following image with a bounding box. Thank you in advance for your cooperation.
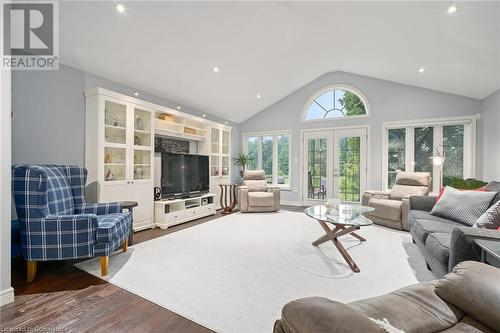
[304,204,374,226]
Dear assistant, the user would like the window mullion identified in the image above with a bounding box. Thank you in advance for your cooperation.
[406,127,414,173]
[272,136,278,185]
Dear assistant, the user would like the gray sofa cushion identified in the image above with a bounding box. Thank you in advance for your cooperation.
[431,187,496,226]
[409,211,463,243]
[425,233,451,265]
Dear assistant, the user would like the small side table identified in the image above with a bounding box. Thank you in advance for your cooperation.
[219,184,238,214]
[475,239,500,268]
[120,201,138,245]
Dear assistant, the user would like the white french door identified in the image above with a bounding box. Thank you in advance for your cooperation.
[302,128,367,206]
[302,131,334,206]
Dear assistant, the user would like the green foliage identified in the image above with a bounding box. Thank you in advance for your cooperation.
[232,152,254,170]
[340,91,366,116]
[446,177,488,190]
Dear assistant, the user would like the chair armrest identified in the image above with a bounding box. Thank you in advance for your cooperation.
[238,186,249,212]
[278,297,383,333]
[449,227,500,271]
[22,214,99,261]
[362,190,390,206]
[401,198,410,231]
[409,195,436,212]
[77,202,122,215]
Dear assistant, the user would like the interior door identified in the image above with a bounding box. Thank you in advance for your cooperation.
[302,131,333,206]
[333,128,367,202]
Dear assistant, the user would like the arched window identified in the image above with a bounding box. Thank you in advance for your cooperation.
[303,85,369,121]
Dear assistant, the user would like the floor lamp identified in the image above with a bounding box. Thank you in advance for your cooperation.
[431,145,446,189]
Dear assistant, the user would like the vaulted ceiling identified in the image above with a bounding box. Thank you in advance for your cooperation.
[59,1,500,122]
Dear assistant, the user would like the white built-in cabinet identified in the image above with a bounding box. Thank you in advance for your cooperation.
[209,128,231,208]
[85,88,155,231]
[85,87,232,231]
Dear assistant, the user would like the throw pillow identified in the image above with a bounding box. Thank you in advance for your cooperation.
[473,200,500,229]
[435,186,488,203]
[431,186,496,226]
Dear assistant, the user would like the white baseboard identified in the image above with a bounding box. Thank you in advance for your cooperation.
[280,200,302,207]
[0,287,14,306]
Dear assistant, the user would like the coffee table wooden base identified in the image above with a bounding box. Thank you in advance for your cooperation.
[312,220,366,273]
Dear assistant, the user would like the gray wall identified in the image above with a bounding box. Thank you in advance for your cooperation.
[12,64,241,181]
[240,71,482,204]
[481,89,500,181]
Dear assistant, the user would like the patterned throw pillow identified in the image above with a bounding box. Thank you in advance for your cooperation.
[431,186,496,226]
[473,200,500,229]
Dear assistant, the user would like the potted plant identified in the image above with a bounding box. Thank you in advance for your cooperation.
[232,152,255,177]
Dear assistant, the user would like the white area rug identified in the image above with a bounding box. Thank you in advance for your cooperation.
[76,211,435,333]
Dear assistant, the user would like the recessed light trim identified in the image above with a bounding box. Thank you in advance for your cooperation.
[133,91,139,96]
[202,114,206,118]
[176,106,181,110]
[447,5,458,14]
[224,121,228,124]
[256,94,261,99]
[116,4,125,13]
[418,67,425,73]
[213,66,219,73]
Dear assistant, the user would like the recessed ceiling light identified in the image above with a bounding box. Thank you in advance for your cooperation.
[213,66,219,73]
[418,67,425,73]
[202,114,206,118]
[256,94,261,99]
[176,106,181,110]
[224,121,228,124]
[447,5,458,14]
[116,4,125,13]
[133,91,139,96]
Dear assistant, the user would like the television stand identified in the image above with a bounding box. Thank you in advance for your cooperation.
[154,193,217,229]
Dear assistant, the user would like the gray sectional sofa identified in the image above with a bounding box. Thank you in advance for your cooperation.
[408,181,500,278]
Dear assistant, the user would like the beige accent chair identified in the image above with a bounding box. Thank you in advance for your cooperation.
[239,170,280,212]
[362,171,431,230]
[274,261,500,333]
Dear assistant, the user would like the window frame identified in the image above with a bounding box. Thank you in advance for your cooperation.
[382,115,477,193]
[242,129,292,190]
[301,84,371,123]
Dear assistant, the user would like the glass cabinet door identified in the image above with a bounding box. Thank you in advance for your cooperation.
[221,156,229,176]
[133,107,152,180]
[211,155,220,176]
[211,128,220,154]
[222,130,230,155]
[104,100,127,182]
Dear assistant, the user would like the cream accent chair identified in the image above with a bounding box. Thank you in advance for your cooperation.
[239,170,280,212]
[362,171,432,230]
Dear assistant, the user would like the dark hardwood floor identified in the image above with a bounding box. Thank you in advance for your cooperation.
[0,206,304,332]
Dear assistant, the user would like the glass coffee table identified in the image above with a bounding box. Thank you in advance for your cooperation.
[304,204,374,273]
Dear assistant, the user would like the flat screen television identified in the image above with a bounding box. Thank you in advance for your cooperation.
[161,153,209,198]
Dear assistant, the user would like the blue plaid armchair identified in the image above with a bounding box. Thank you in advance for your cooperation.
[12,165,132,282]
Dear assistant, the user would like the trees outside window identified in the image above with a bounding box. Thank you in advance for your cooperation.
[243,131,291,188]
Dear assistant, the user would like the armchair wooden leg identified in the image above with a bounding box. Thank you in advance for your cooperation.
[122,239,128,252]
[27,261,37,283]
[101,256,109,276]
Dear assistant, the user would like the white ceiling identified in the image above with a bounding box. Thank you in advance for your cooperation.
[59,1,500,123]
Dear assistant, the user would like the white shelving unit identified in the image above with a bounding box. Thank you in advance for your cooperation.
[85,88,155,231]
[85,87,232,232]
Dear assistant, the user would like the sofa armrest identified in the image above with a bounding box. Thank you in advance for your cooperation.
[238,186,249,212]
[449,227,500,271]
[401,198,410,231]
[409,195,436,212]
[278,297,383,333]
[362,190,390,206]
[77,202,122,215]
